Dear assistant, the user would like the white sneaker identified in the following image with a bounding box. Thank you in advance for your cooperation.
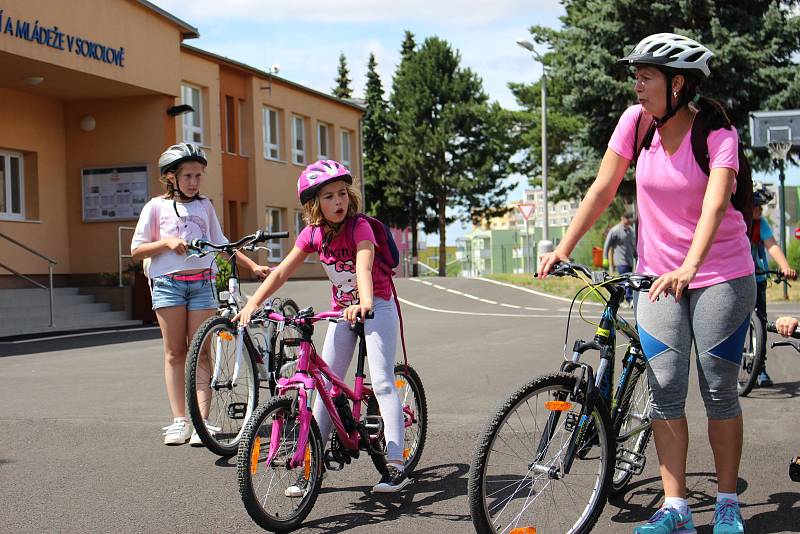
[189,421,220,447]
[162,418,192,445]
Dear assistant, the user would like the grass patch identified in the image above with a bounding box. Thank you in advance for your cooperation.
[485,273,610,304]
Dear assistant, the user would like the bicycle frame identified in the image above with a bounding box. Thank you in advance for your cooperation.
[534,271,650,478]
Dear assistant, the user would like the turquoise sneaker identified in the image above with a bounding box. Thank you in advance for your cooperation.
[712,499,744,534]
[633,506,697,534]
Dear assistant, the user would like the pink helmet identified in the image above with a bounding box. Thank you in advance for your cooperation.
[297,159,353,204]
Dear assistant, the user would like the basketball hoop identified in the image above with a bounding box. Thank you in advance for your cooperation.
[767,125,793,161]
[768,140,792,162]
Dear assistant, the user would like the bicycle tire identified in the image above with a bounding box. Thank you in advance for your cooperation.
[610,360,652,496]
[469,372,614,534]
[738,312,765,397]
[368,363,428,476]
[186,315,259,457]
[238,396,324,532]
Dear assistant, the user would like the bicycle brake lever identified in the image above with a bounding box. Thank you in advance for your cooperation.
[771,340,800,352]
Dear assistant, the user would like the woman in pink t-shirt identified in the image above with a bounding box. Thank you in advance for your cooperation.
[236,159,408,494]
[539,34,753,533]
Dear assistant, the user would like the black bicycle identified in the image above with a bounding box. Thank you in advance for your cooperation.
[765,320,800,482]
[184,230,301,457]
[469,262,656,534]
[738,270,795,397]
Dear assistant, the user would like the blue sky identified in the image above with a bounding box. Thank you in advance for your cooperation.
[153,0,799,244]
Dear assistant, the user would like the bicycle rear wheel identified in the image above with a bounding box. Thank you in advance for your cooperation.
[610,361,652,495]
[237,396,324,532]
[469,372,614,534]
[270,298,302,382]
[186,316,259,457]
[368,363,428,475]
[738,312,765,397]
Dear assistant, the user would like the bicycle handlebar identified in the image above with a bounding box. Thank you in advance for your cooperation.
[255,306,374,326]
[538,261,657,292]
[755,270,796,286]
[189,230,289,253]
[766,321,800,340]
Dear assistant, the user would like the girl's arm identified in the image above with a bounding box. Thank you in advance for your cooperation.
[344,240,375,323]
[234,246,309,325]
[538,148,630,277]
[131,238,186,262]
[764,236,797,278]
[649,167,735,301]
[232,252,271,279]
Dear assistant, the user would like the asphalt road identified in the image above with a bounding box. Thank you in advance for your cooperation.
[2,277,799,533]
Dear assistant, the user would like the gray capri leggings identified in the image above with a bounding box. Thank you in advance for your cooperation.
[634,275,755,420]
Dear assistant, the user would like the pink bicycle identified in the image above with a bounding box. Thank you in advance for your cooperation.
[236,305,427,532]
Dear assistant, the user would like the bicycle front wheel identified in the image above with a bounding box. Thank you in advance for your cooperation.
[186,316,259,457]
[237,396,324,532]
[738,312,765,397]
[469,372,614,534]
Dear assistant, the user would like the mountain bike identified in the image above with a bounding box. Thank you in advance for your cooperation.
[469,262,657,534]
[765,320,800,482]
[738,270,795,396]
[237,306,427,532]
[184,230,301,457]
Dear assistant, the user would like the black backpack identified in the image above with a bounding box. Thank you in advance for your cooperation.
[633,108,753,233]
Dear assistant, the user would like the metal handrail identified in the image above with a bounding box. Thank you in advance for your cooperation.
[0,231,57,327]
[118,226,136,287]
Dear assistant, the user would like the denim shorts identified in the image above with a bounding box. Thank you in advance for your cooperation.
[150,274,218,311]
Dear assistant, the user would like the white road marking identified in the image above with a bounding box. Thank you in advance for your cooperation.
[525,306,548,311]
[446,288,463,295]
[500,303,521,309]
[479,298,498,304]
[398,298,568,318]
[476,276,603,306]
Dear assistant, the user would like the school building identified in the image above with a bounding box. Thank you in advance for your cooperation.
[0,0,364,334]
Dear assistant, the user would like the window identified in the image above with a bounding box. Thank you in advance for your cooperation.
[238,100,247,156]
[263,107,280,160]
[0,151,23,219]
[181,84,204,145]
[225,96,236,153]
[266,208,283,261]
[317,123,330,160]
[340,130,351,167]
[292,116,306,165]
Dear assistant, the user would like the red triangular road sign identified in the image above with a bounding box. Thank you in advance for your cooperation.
[517,203,535,221]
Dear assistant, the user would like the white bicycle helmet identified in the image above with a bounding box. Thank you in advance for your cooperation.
[620,33,713,79]
[158,143,207,175]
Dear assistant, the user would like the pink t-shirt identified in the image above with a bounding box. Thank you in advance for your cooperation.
[296,217,393,310]
[608,104,753,288]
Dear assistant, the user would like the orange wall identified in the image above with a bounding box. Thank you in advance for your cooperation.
[0,88,70,274]
[63,95,172,273]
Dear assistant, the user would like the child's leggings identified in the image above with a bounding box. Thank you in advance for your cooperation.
[311,297,405,463]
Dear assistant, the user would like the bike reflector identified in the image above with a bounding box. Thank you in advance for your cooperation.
[544,400,572,411]
[304,447,312,480]
[510,528,537,534]
[218,331,233,341]
[395,379,406,389]
[403,448,411,460]
[250,437,261,475]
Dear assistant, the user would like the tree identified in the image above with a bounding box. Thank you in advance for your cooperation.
[392,37,515,276]
[363,53,392,218]
[332,52,352,99]
[513,1,800,200]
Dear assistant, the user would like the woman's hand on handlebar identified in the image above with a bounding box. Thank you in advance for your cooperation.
[251,265,271,280]
[775,316,799,337]
[780,266,797,280]
[164,237,188,255]
[537,249,570,278]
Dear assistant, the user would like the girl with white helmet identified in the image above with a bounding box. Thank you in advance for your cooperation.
[131,143,270,446]
[236,159,409,493]
[539,33,753,533]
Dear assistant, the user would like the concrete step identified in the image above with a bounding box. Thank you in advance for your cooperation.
[0,293,95,310]
[0,287,80,302]
[10,302,113,320]
[0,319,144,338]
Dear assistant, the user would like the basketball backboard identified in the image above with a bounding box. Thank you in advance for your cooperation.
[749,109,800,149]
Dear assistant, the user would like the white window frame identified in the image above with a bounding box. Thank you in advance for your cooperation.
[263,107,280,161]
[0,151,24,220]
[317,122,330,160]
[292,115,306,165]
[266,208,283,261]
[181,84,204,145]
[238,100,247,156]
[340,130,351,167]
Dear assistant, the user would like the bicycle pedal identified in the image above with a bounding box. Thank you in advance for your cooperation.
[226,402,248,419]
[790,456,800,482]
[615,447,647,475]
[563,412,579,432]
[323,450,345,471]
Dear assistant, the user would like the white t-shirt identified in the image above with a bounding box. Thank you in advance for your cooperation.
[131,197,228,279]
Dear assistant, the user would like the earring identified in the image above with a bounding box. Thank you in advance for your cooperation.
[673,91,678,97]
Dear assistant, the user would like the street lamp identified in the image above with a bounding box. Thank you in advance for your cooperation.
[516,38,549,245]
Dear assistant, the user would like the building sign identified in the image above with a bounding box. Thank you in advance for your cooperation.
[0,9,125,67]
[82,166,149,222]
